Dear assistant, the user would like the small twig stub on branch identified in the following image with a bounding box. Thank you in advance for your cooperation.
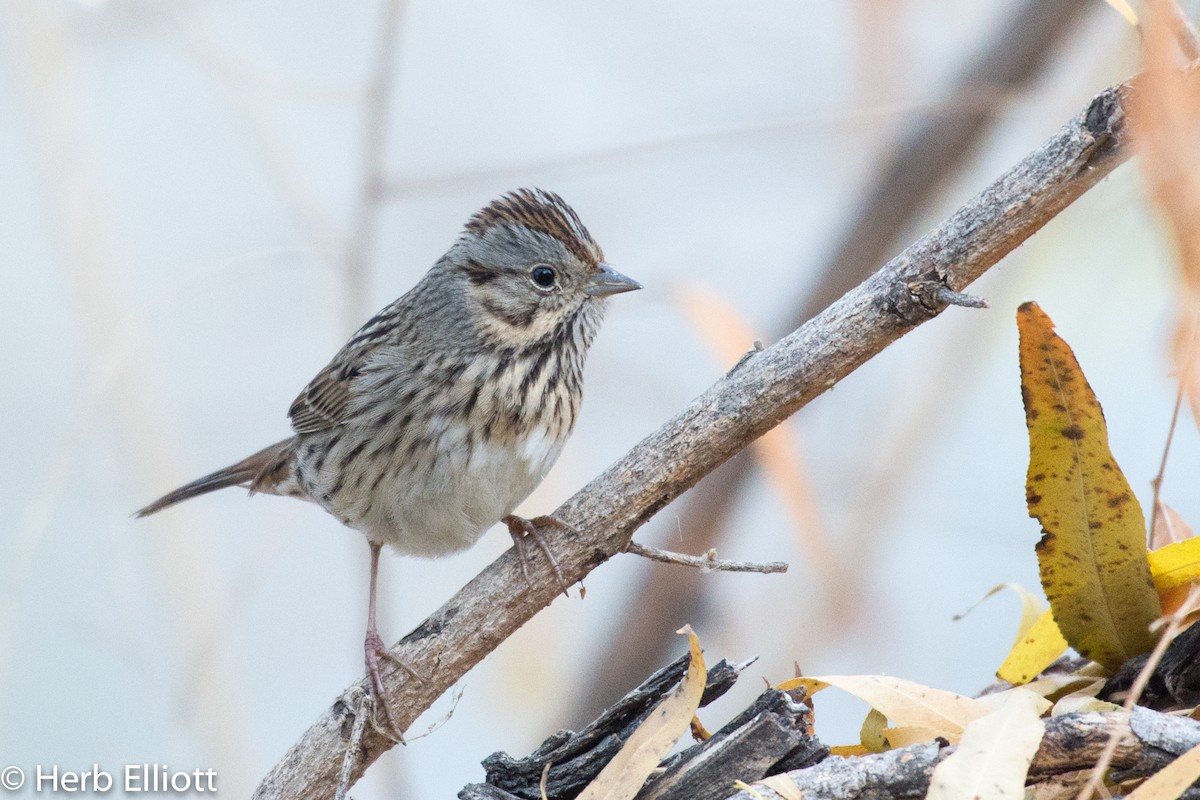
[625,541,789,574]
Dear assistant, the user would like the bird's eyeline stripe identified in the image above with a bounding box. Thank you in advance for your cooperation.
[460,258,498,285]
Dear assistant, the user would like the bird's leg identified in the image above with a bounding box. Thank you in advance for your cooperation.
[363,540,427,744]
[502,514,572,596]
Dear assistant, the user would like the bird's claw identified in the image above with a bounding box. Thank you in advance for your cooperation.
[503,514,572,597]
[364,631,428,744]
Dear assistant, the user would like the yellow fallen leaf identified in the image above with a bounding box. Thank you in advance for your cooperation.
[996,608,1069,685]
[576,626,706,800]
[1151,510,1200,616]
[828,744,871,757]
[1126,741,1200,799]
[996,533,1200,684]
[1017,302,1160,671]
[860,708,888,752]
[777,675,987,743]
[1149,537,1200,593]
[926,688,1047,800]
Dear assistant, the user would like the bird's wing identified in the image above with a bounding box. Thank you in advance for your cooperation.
[288,300,408,434]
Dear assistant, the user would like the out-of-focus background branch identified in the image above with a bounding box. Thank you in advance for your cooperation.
[2,2,1198,798]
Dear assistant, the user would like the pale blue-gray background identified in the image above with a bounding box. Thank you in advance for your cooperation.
[1,1,1194,797]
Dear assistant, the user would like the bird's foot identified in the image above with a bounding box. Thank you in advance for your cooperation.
[363,629,428,744]
[503,514,572,596]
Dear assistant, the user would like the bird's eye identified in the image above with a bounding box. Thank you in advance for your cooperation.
[530,265,557,289]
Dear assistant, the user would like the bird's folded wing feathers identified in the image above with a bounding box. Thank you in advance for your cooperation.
[288,300,410,434]
[288,361,358,433]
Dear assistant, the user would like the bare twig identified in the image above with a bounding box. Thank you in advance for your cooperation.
[625,541,789,574]
[254,67,1144,799]
[1142,311,1190,544]
[798,0,1096,326]
[403,684,465,743]
[933,285,988,309]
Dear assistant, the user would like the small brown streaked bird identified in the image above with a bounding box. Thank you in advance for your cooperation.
[136,188,640,735]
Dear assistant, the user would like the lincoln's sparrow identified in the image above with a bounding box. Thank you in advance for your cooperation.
[137,188,640,734]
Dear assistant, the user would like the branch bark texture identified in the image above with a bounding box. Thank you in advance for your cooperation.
[254,76,1133,799]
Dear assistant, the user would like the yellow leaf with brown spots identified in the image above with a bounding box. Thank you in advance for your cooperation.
[1017,302,1159,671]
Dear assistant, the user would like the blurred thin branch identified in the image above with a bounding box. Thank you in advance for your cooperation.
[577,0,1098,713]
[379,96,1005,199]
[255,58,1139,797]
[172,25,345,270]
[343,0,405,328]
[1166,0,1200,60]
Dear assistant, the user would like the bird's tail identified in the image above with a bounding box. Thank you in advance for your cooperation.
[135,438,296,518]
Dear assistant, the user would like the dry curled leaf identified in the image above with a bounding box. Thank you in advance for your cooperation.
[576,626,706,800]
[984,583,1069,685]
[778,675,987,744]
[883,726,944,748]
[997,533,1200,685]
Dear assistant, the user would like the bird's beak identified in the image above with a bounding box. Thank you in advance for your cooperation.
[586,262,642,297]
